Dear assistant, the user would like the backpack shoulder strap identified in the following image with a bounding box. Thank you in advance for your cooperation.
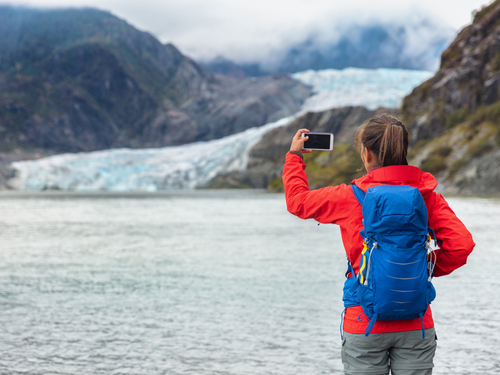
[351,184,366,206]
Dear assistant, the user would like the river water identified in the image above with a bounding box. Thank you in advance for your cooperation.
[0,191,498,374]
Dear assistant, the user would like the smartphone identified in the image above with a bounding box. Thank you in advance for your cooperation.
[301,132,334,151]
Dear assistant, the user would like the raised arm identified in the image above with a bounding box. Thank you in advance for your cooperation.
[282,151,354,225]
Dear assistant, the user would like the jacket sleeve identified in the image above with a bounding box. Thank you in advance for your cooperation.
[282,152,353,225]
[427,193,475,277]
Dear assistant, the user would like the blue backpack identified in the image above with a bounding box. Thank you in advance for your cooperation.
[343,184,437,338]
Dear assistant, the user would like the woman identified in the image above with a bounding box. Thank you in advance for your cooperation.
[282,114,474,375]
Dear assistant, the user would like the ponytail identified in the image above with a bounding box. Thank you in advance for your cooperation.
[355,114,409,167]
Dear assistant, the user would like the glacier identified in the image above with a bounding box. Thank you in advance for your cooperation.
[293,68,433,112]
[9,117,293,192]
[9,68,434,192]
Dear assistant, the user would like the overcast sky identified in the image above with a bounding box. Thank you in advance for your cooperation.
[3,0,494,62]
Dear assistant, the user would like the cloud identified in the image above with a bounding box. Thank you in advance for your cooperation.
[4,0,493,62]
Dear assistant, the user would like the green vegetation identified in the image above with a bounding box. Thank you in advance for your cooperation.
[472,0,500,23]
[419,145,452,175]
[446,107,469,129]
[267,143,363,191]
[420,157,448,175]
[440,44,463,70]
[468,100,500,129]
[448,158,470,177]
[492,52,500,72]
[434,145,453,157]
[419,80,433,101]
[302,144,363,189]
[407,138,432,161]
[431,99,448,124]
[468,137,494,158]
[267,178,284,192]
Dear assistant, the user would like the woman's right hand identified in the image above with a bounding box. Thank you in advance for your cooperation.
[290,129,312,153]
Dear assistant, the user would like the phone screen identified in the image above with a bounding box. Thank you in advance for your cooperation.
[303,133,333,150]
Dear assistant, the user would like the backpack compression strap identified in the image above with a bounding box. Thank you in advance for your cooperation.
[351,184,366,205]
[343,184,366,301]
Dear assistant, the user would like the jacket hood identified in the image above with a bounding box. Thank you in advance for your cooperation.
[352,165,438,199]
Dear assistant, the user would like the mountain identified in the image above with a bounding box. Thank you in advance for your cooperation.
[0,6,311,154]
[201,21,454,77]
[401,0,500,195]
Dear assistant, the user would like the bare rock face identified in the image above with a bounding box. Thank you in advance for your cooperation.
[178,74,311,144]
[402,0,500,144]
[452,149,500,195]
[0,7,311,154]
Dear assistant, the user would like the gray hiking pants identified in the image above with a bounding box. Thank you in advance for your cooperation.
[342,328,437,375]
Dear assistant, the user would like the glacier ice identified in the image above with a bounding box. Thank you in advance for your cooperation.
[9,68,433,191]
[292,68,433,112]
[9,117,293,192]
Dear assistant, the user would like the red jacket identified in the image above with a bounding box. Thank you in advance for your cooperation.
[283,152,475,334]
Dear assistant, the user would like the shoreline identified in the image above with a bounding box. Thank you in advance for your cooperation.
[0,188,499,200]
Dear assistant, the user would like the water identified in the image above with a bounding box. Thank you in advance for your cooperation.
[0,192,498,374]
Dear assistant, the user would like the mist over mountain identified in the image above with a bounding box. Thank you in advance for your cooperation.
[0,6,311,154]
[200,20,455,77]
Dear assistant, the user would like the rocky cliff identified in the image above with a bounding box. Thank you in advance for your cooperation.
[0,7,311,154]
[402,0,500,142]
[401,0,500,195]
